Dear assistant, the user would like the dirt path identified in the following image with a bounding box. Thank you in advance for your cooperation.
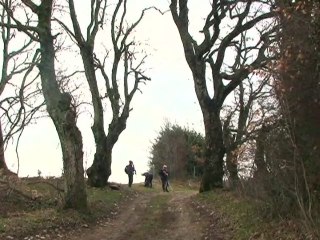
[62,189,223,240]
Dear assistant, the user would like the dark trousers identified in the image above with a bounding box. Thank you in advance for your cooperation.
[161,178,169,192]
[128,174,133,187]
[144,175,153,188]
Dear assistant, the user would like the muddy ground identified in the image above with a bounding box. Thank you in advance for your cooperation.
[61,189,228,240]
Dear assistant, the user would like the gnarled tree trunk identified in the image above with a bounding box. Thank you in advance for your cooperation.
[23,0,87,210]
[200,110,225,191]
[86,136,110,187]
[76,44,109,187]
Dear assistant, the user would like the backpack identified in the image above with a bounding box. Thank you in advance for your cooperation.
[125,166,129,174]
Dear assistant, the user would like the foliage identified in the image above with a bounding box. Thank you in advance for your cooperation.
[270,0,320,236]
[235,116,320,238]
[149,121,205,180]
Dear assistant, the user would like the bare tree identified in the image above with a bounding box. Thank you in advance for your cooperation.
[61,0,150,187]
[0,0,88,210]
[169,0,277,192]
[223,74,273,187]
[0,0,43,175]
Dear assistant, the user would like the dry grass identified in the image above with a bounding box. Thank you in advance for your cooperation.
[0,177,134,239]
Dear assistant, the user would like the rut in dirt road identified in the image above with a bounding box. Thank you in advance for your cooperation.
[63,190,221,240]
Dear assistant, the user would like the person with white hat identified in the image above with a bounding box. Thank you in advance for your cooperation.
[159,164,169,192]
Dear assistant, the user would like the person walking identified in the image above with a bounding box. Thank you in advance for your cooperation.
[159,165,169,192]
[125,160,136,187]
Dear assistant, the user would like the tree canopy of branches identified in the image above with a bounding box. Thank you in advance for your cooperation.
[0,0,43,174]
[222,74,275,188]
[0,0,88,210]
[169,0,277,192]
[62,0,150,187]
[149,122,205,180]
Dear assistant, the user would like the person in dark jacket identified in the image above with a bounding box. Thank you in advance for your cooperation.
[125,160,136,187]
[142,172,153,188]
[159,165,169,192]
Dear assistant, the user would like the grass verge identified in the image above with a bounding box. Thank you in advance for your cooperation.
[196,189,309,240]
[0,181,134,239]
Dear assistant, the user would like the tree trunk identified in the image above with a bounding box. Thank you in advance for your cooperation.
[77,45,110,187]
[0,122,8,171]
[86,136,110,187]
[223,116,239,188]
[253,127,268,179]
[226,150,239,188]
[56,117,87,209]
[87,117,127,187]
[200,111,225,192]
[35,0,87,210]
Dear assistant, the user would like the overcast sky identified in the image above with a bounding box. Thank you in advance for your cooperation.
[4,0,206,184]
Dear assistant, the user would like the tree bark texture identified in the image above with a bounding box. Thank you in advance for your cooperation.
[32,0,87,210]
[86,115,128,187]
[225,150,239,188]
[253,126,268,179]
[86,138,110,187]
[223,115,239,188]
[199,110,225,191]
[78,46,110,187]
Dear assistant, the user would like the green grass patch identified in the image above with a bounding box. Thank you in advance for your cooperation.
[197,189,307,240]
[87,186,123,205]
[199,190,263,239]
[86,186,126,219]
[0,219,6,233]
[168,179,200,192]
